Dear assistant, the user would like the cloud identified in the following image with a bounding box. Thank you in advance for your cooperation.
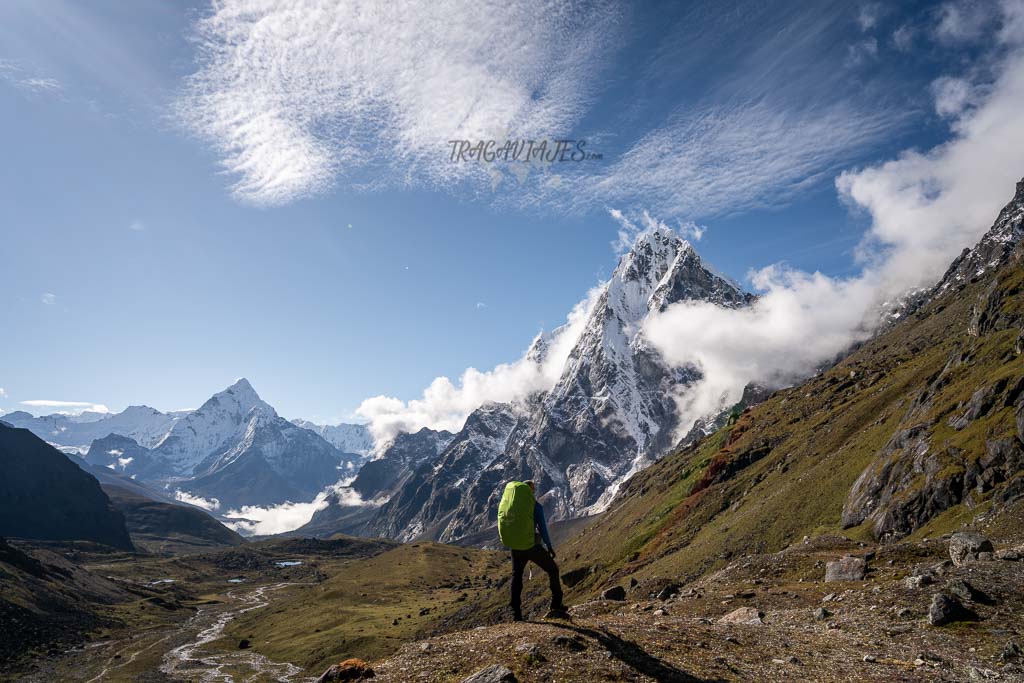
[0,60,63,96]
[174,489,220,511]
[357,285,602,442]
[931,76,981,118]
[609,209,705,256]
[934,0,997,42]
[21,399,110,415]
[892,25,914,52]
[129,220,145,231]
[15,77,61,93]
[221,481,366,535]
[176,0,620,206]
[0,388,6,398]
[857,4,883,31]
[556,98,903,219]
[41,292,56,305]
[643,8,1024,437]
[475,302,487,310]
[845,37,879,67]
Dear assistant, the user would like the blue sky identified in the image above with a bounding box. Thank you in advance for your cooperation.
[1,0,1022,427]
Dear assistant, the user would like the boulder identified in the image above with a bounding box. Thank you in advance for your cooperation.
[718,607,764,625]
[515,642,545,665]
[944,578,989,604]
[561,567,590,588]
[928,593,978,626]
[903,574,932,589]
[601,585,627,601]
[825,556,866,582]
[657,583,681,601]
[317,658,376,682]
[460,665,517,683]
[949,532,993,566]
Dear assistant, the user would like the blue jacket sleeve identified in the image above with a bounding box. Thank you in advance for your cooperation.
[535,502,553,550]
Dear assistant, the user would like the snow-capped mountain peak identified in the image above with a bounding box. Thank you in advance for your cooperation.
[150,378,276,474]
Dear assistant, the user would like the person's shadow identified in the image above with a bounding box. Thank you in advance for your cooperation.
[542,620,725,683]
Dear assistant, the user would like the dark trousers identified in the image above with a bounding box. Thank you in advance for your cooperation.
[510,545,563,611]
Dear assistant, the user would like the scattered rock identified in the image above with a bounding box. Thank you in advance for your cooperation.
[822,593,836,602]
[996,549,1021,561]
[949,532,994,567]
[928,593,978,626]
[945,578,989,604]
[1002,640,1022,662]
[718,607,764,625]
[825,556,866,582]
[653,608,667,616]
[863,654,877,663]
[813,607,830,621]
[460,664,517,683]
[317,658,376,682]
[977,552,994,561]
[903,574,933,589]
[418,642,433,653]
[724,635,740,645]
[515,642,545,665]
[896,607,913,619]
[601,586,626,601]
[657,583,680,601]
[629,577,638,588]
[237,639,250,649]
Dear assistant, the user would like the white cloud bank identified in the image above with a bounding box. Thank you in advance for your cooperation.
[645,6,1024,436]
[174,489,220,511]
[21,399,110,415]
[357,287,601,442]
[177,0,620,206]
[222,482,368,536]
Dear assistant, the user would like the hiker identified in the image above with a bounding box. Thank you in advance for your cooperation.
[497,479,566,621]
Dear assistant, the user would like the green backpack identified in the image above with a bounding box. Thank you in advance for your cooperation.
[497,481,535,550]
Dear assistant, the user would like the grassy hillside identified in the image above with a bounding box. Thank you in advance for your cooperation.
[545,241,1024,603]
[222,541,506,672]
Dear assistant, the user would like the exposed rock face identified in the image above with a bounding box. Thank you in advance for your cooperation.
[824,556,866,582]
[949,532,994,567]
[361,405,519,541]
[0,424,133,550]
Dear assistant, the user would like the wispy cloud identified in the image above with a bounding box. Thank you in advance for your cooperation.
[553,98,904,219]
[40,292,56,305]
[0,60,63,96]
[21,399,110,415]
[0,388,6,398]
[129,219,145,231]
[176,0,621,206]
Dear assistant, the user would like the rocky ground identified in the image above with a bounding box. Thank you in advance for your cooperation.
[349,533,1024,683]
